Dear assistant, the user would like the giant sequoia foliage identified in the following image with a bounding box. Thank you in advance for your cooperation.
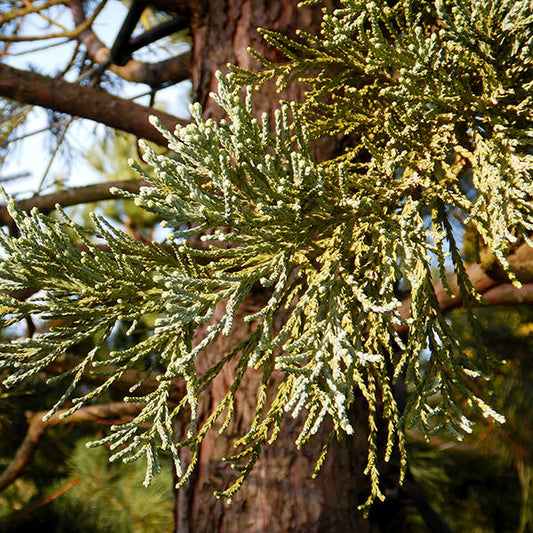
[0,0,531,509]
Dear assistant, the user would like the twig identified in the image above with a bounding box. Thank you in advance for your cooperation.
[0,0,107,42]
[0,171,31,183]
[0,0,78,25]
[0,117,74,148]
[34,8,69,33]
[2,38,70,56]
[0,478,80,524]
[58,40,81,78]
[36,116,73,194]
[70,0,191,87]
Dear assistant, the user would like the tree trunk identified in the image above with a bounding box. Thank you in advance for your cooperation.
[180,2,380,531]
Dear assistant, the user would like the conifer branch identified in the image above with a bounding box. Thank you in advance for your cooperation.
[1,478,80,524]
[1,0,532,509]
[44,353,185,401]
[0,402,144,493]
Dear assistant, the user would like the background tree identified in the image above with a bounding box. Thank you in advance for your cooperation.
[0,1,532,532]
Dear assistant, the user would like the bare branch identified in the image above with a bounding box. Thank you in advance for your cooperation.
[70,1,191,86]
[0,171,31,183]
[6,38,71,56]
[0,117,73,148]
[398,242,533,331]
[478,283,533,307]
[0,402,144,493]
[434,242,533,312]
[0,63,186,146]
[0,0,107,42]
[0,0,77,25]
[36,117,74,193]
[145,0,208,19]
[0,179,148,226]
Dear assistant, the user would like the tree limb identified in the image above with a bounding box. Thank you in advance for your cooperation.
[0,179,148,226]
[398,242,533,332]
[1,182,531,336]
[0,402,144,493]
[70,1,191,86]
[146,0,208,19]
[0,63,186,146]
[477,283,533,307]
[434,242,533,311]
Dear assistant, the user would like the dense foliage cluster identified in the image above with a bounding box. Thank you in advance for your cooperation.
[0,0,531,506]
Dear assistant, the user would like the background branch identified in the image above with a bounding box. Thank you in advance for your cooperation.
[0,402,144,493]
[44,353,185,402]
[0,0,77,25]
[0,63,187,146]
[0,179,148,226]
[0,0,107,42]
[70,1,191,86]
[398,242,533,331]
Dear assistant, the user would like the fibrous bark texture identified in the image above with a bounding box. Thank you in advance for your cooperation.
[180,2,377,531]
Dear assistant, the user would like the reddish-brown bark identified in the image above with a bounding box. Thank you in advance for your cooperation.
[190,0,327,117]
[0,64,186,147]
[179,2,379,531]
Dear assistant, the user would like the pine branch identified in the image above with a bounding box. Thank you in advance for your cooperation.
[0,64,187,146]
[0,402,144,493]
[1,0,532,509]
[1,479,80,524]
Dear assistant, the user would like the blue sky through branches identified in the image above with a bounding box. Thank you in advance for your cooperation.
[1,1,191,197]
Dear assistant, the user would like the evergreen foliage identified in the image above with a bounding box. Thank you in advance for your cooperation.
[0,100,28,171]
[0,438,174,532]
[50,440,174,533]
[445,305,533,531]
[0,0,531,508]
